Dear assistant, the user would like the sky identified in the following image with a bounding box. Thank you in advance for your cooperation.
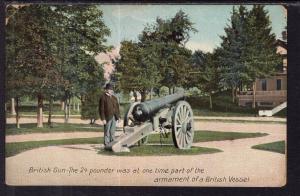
[99,4,287,53]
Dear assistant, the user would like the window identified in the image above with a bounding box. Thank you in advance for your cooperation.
[277,79,282,90]
[261,79,267,91]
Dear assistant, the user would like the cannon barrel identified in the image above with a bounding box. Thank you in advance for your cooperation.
[132,92,185,122]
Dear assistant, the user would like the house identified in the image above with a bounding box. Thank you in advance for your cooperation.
[237,39,287,107]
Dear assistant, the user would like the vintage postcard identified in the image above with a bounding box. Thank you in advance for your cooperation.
[5,3,287,186]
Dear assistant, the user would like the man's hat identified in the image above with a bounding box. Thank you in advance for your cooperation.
[105,83,113,90]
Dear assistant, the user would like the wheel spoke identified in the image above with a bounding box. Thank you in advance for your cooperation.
[186,132,192,142]
[178,131,183,146]
[183,112,189,123]
[181,132,185,148]
[176,127,182,137]
[179,108,183,122]
[182,105,186,120]
[176,117,181,125]
[180,132,184,147]
[184,133,188,147]
[186,129,192,137]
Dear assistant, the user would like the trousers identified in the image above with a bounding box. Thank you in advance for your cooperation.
[104,116,116,146]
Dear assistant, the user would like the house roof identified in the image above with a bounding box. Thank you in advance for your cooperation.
[276,39,287,49]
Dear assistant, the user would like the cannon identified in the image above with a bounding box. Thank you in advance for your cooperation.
[106,92,194,152]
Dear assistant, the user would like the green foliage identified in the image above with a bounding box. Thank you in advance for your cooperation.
[252,140,285,154]
[5,4,110,106]
[218,5,281,90]
[114,10,196,100]
[140,10,196,89]
[244,5,281,81]
[219,6,249,90]
[6,5,64,99]
[53,5,110,100]
[189,50,221,108]
[81,89,102,123]
[6,5,110,126]
[114,40,161,99]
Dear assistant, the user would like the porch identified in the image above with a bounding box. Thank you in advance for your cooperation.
[237,90,287,107]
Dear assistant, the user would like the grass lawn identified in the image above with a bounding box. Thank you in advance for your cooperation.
[252,141,285,154]
[195,119,286,124]
[98,145,221,156]
[6,123,103,135]
[6,130,268,157]
[193,109,256,117]
[6,137,103,157]
[148,130,268,144]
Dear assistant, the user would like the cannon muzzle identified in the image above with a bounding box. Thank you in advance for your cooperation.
[132,92,185,122]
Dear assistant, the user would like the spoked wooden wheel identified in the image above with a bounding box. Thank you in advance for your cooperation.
[172,101,194,149]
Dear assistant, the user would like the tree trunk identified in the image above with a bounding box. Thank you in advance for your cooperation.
[168,87,172,95]
[133,91,138,102]
[37,94,43,128]
[73,99,76,111]
[64,98,69,123]
[209,93,213,110]
[252,82,256,109]
[77,102,80,112]
[15,97,20,129]
[64,99,67,123]
[61,101,65,111]
[172,87,175,94]
[68,98,71,117]
[232,88,235,103]
[150,88,153,100]
[11,98,16,115]
[48,98,53,127]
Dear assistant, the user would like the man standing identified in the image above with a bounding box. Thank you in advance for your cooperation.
[99,83,120,148]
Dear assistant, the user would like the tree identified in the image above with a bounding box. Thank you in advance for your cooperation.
[244,5,281,108]
[114,41,161,102]
[6,5,65,128]
[53,5,110,122]
[81,88,102,124]
[218,6,249,103]
[114,11,196,101]
[139,10,197,93]
[190,50,221,109]
[218,5,281,107]
[6,5,110,127]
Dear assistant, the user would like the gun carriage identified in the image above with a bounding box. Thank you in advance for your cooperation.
[106,92,194,152]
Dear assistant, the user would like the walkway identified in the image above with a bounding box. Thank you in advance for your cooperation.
[6,120,286,186]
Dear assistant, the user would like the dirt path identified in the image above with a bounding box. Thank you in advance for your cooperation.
[6,120,286,186]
